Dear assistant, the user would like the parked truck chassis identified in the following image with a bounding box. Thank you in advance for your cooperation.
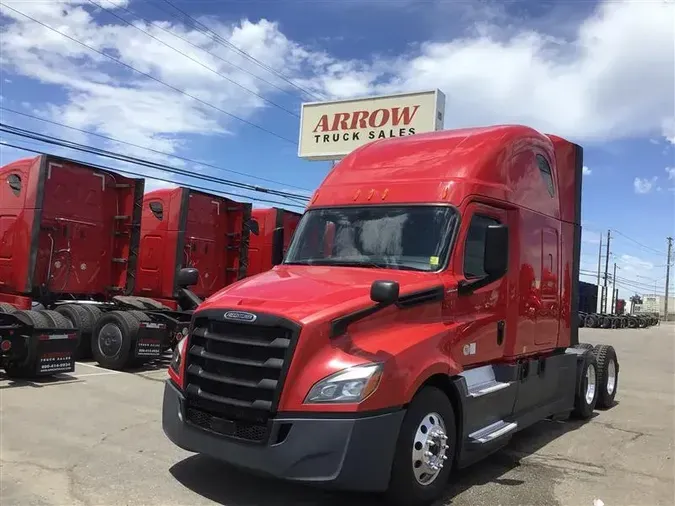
[578,311,659,329]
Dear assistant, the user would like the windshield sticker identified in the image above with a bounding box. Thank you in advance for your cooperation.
[430,256,440,266]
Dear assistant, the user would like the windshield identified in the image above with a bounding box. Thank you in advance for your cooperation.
[284,205,457,272]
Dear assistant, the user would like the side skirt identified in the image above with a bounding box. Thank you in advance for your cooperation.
[452,350,579,469]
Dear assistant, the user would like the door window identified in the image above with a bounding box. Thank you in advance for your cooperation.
[463,214,501,278]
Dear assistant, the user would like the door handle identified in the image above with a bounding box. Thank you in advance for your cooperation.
[497,320,505,346]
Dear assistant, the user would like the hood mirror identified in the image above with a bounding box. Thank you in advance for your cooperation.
[177,267,199,287]
[370,280,400,305]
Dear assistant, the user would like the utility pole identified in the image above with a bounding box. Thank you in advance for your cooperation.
[596,236,603,313]
[665,237,673,322]
[611,263,617,314]
[603,230,611,313]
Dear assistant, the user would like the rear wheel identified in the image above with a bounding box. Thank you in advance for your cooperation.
[572,350,599,420]
[38,310,74,330]
[4,310,51,378]
[91,311,139,370]
[574,343,594,351]
[385,387,456,506]
[0,303,17,313]
[55,304,92,359]
[593,344,618,409]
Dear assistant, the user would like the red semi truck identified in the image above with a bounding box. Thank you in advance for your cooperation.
[246,207,302,276]
[0,154,250,375]
[162,125,620,505]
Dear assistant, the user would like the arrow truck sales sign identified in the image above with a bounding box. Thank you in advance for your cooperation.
[298,89,446,161]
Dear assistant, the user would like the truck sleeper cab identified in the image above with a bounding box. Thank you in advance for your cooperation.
[161,125,620,506]
[0,154,251,375]
[246,207,302,277]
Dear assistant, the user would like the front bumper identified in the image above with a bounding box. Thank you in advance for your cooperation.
[162,380,405,492]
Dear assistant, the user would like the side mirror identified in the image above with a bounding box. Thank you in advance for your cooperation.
[271,227,285,266]
[370,280,400,305]
[176,267,199,287]
[484,224,508,278]
[248,219,260,236]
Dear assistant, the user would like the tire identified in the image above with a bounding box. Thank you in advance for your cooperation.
[55,304,92,359]
[572,350,599,420]
[38,310,74,330]
[0,302,17,313]
[574,343,594,351]
[385,387,456,506]
[91,311,140,370]
[593,345,619,409]
[4,310,52,378]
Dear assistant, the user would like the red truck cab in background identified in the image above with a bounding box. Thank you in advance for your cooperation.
[0,154,251,375]
[162,125,620,505]
[135,187,250,309]
[246,207,301,277]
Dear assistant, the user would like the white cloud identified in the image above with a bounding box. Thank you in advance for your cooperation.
[582,165,592,176]
[662,117,675,144]
[666,167,675,180]
[582,229,601,245]
[0,0,673,164]
[634,176,658,194]
[308,0,675,143]
[143,178,178,194]
[619,254,654,274]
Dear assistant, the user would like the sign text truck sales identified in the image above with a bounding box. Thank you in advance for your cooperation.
[298,90,445,161]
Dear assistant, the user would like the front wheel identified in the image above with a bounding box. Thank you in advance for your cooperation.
[385,386,456,506]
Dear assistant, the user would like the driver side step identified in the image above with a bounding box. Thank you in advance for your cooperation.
[468,420,518,444]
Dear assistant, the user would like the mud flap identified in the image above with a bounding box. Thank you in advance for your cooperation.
[135,321,167,359]
[34,331,78,375]
[1,313,78,376]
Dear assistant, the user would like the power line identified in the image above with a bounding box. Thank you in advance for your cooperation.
[0,141,305,210]
[0,3,297,144]
[86,0,300,118]
[0,123,309,202]
[153,0,325,101]
[0,106,312,192]
[610,228,666,255]
[96,0,303,100]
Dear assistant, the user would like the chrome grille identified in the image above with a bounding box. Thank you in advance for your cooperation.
[183,311,300,443]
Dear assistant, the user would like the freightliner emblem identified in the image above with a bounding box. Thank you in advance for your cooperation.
[224,311,257,323]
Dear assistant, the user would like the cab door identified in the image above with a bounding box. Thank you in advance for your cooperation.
[445,201,513,367]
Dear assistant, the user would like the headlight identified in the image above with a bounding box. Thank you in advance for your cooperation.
[304,363,383,404]
[169,335,188,374]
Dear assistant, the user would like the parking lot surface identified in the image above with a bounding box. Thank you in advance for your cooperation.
[1,325,673,506]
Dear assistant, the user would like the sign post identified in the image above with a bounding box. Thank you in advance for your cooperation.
[298,89,446,161]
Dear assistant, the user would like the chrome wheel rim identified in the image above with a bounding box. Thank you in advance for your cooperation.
[99,323,123,358]
[411,412,449,486]
[606,359,616,395]
[585,363,597,405]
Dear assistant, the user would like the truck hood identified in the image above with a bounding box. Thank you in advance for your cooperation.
[197,264,441,324]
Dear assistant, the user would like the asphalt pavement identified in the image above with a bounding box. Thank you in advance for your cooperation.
[1,325,673,506]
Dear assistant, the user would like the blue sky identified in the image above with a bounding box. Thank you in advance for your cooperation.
[0,0,673,301]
